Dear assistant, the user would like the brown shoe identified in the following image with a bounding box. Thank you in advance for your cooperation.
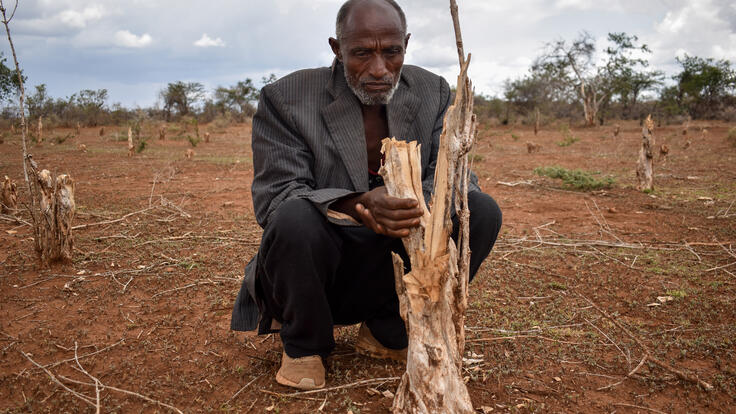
[355,323,407,362]
[275,352,325,390]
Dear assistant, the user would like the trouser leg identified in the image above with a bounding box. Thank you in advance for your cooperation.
[256,198,342,358]
[461,191,503,281]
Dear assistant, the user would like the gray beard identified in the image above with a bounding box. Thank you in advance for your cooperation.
[344,64,402,106]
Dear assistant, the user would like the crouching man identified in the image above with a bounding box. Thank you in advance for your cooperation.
[231,0,502,390]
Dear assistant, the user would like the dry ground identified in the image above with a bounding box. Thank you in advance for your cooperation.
[0,118,734,413]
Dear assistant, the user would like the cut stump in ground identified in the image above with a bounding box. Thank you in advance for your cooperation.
[1,175,17,214]
[636,115,655,192]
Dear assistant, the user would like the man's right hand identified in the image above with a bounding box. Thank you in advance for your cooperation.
[332,187,424,238]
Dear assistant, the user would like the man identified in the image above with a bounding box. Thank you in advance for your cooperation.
[231,0,502,390]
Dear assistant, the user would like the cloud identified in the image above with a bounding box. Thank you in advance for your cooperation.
[58,5,106,29]
[194,33,226,48]
[113,30,152,48]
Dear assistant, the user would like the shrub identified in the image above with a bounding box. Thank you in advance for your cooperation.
[727,127,736,147]
[557,124,579,146]
[534,166,615,191]
[187,135,201,147]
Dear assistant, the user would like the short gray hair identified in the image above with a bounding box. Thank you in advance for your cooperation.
[335,0,407,40]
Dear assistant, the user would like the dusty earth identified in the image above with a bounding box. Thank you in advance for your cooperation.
[0,118,734,413]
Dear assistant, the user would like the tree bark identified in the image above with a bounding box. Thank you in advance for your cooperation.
[28,161,75,265]
[127,127,134,157]
[636,115,655,191]
[379,3,476,412]
[1,175,17,214]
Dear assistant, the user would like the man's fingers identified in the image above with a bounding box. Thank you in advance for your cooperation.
[380,195,419,210]
[372,205,423,221]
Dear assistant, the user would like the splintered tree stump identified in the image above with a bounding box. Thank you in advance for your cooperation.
[1,175,17,214]
[526,142,541,154]
[37,116,43,143]
[75,122,81,137]
[127,127,134,157]
[204,132,210,143]
[379,3,475,412]
[185,149,195,160]
[29,162,75,265]
[99,127,105,137]
[613,124,620,137]
[636,115,655,191]
[159,125,166,141]
[534,108,540,136]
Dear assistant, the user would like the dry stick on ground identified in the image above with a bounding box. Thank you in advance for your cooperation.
[578,293,714,391]
[72,206,154,230]
[379,2,475,412]
[23,349,185,413]
[267,377,400,398]
[636,114,655,191]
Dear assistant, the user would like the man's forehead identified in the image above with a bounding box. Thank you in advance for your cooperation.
[341,0,403,38]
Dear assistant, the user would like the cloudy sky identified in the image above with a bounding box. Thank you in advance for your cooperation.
[2,0,735,108]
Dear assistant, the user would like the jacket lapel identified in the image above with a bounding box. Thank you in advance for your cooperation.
[322,62,369,192]
[387,74,420,143]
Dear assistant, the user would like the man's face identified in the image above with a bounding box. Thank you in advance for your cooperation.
[330,2,409,106]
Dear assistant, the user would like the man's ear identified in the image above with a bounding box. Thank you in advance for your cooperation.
[328,37,342,61]
[404,33,411,50]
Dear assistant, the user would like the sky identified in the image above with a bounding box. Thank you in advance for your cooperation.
[2,0,735,108]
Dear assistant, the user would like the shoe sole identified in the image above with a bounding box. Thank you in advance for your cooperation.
[275,371,325,390]
[355,339,407,362]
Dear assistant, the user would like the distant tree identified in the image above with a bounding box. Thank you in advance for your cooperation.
[601,33,663,120]
[160,81,205,120]
[0,52,23,102]
[73,88,108,126]
[534,32,658,125]
[214,79,258,117]
[26,84,53,119]
[671,55,736,118]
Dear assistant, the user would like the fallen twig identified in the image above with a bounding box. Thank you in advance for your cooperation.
[227,374,262,405]
[264,376,400,397]
[72,207,154,230]
[151,279,219,298]
[578,293,714,391]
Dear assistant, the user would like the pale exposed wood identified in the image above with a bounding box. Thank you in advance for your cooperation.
[613,124,620,137]
[159,125,166,141]
[204,132,210,143]
[75,122,81,137]
[185,149,195,160]
[37,116,42,143]
[636,115,655,191]
[127,127,134,157]
[379,2,476,412]
[1,175,17,214]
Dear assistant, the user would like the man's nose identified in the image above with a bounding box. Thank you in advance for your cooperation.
[367,56,389,80]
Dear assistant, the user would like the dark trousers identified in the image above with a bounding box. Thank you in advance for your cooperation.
[255,191,502,358]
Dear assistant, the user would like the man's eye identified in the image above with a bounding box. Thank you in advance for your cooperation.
[354,50,370,57]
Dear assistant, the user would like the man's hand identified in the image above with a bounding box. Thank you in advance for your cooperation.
[332,187,423,238]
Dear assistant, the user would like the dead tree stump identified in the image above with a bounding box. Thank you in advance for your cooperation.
[204,132,210,143]
[99,126,105,137]
[75,122,81,137]
[613,124,620,137]
[127,127,134,157]
[636,115,655,191]
[526,142,541,154]
[37,116,43,143]
[533,108,539,136]
[1,175,17,214]
[28,161,75,265]
[380,3,475,411]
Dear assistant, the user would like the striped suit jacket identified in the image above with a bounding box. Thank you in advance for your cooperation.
[231,60,480,332]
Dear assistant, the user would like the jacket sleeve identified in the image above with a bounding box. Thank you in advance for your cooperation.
[421,76,481,203]
[251,84,357,228]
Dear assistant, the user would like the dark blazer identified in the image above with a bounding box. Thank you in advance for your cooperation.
[231,60,479,332]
